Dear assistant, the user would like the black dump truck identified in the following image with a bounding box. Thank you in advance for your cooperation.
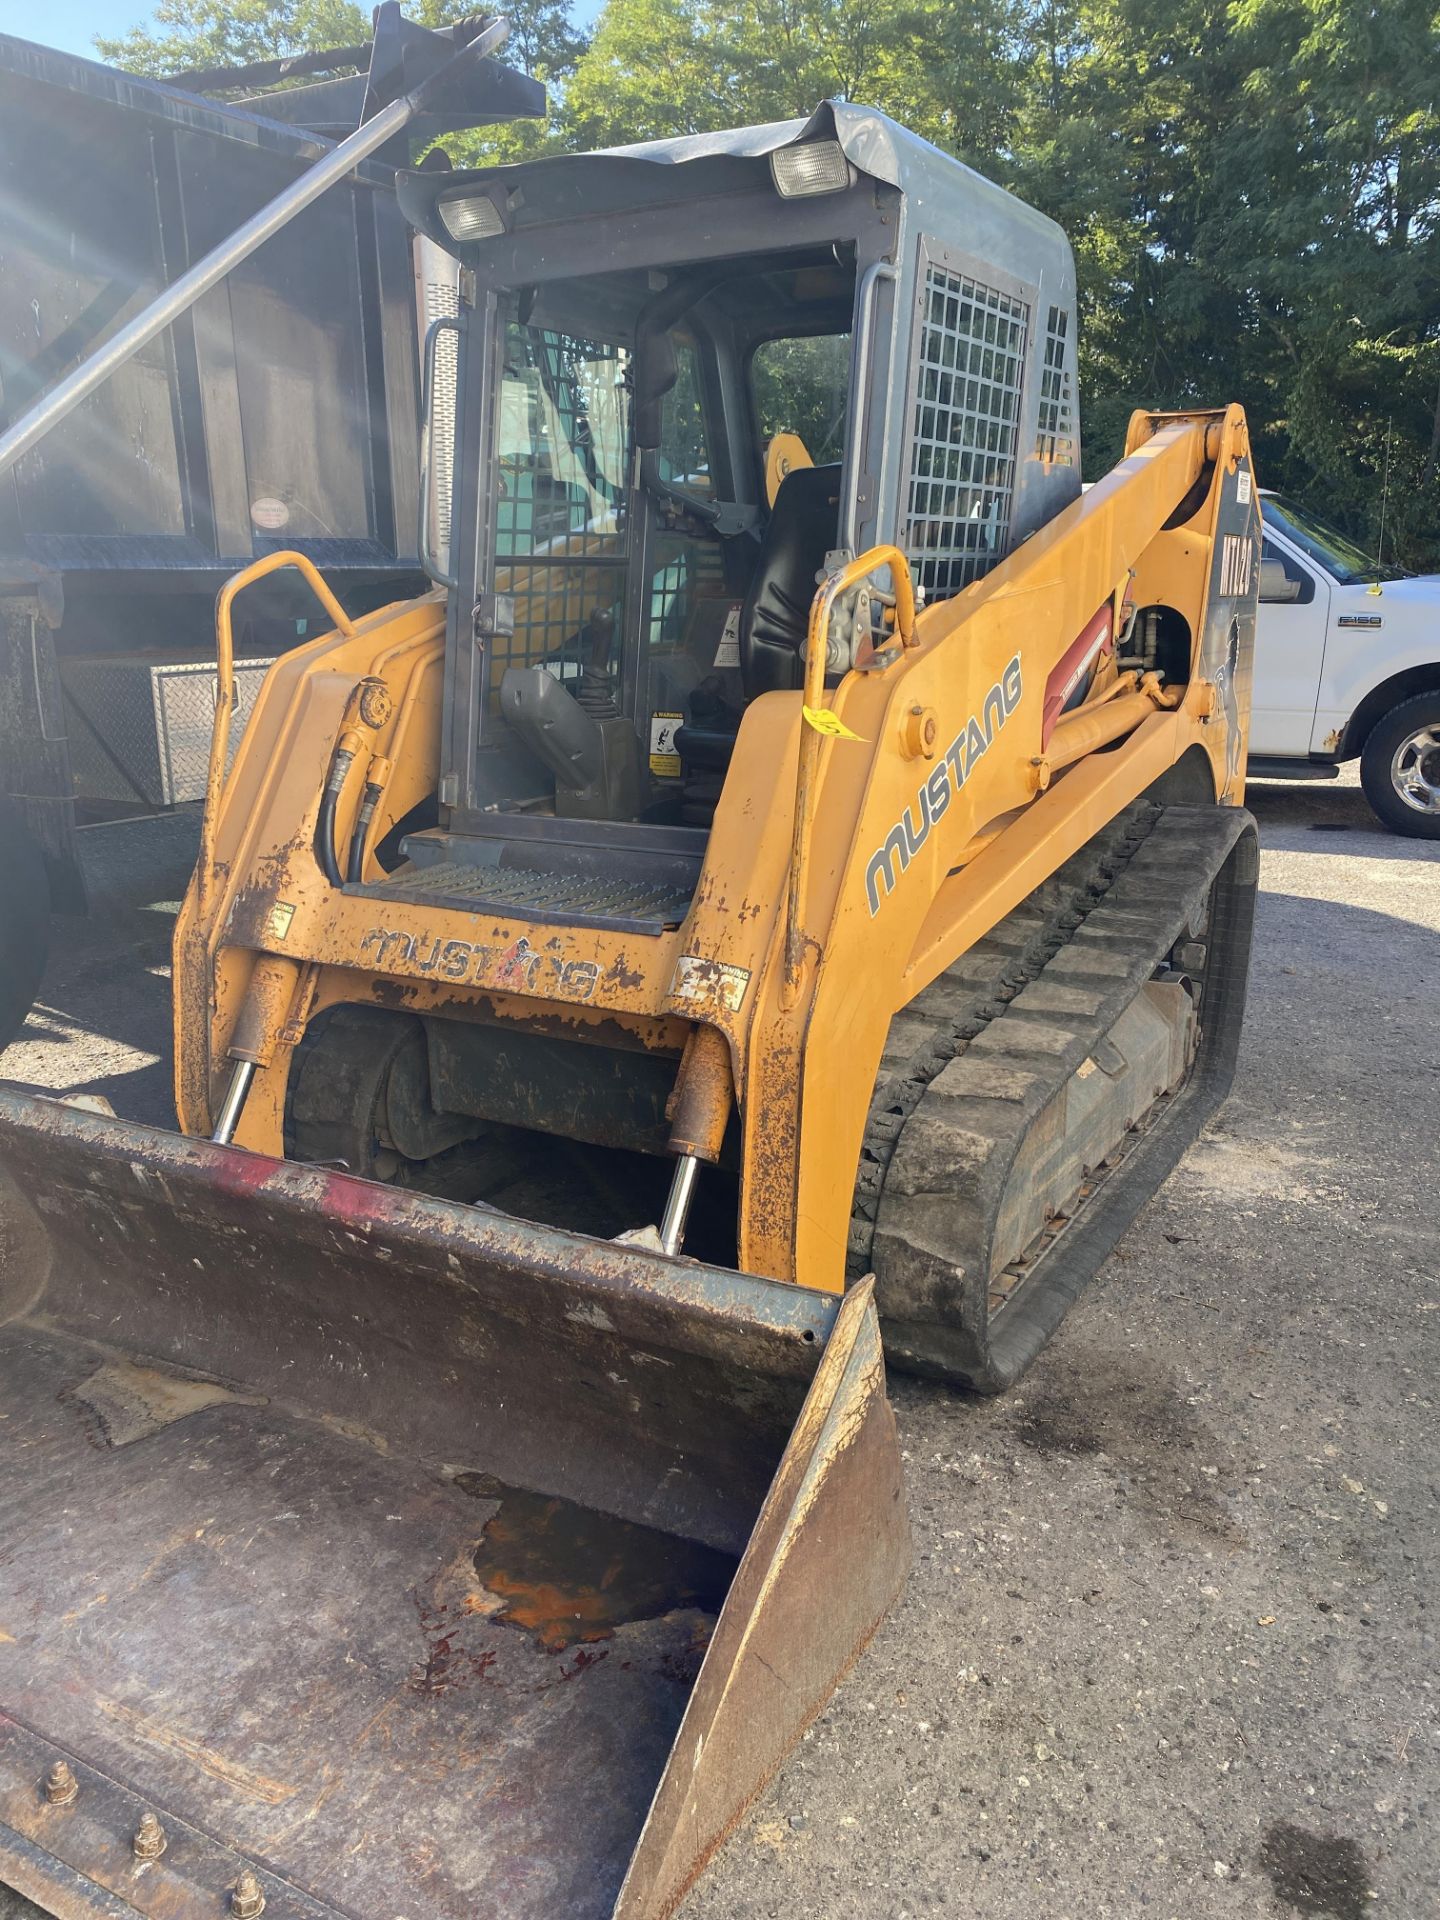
[0,13,539,1041]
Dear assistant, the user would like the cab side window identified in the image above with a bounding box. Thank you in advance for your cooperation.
[658,341,711,492]
[751,334,851,468]
[648,339,724,658]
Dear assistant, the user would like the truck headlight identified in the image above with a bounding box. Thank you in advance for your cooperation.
[770,140,852,199]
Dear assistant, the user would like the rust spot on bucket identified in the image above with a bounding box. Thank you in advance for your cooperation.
[411,1599,498,1694]
[458,1472,737,1652]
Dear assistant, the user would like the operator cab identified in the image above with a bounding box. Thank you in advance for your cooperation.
[472,244,856,834]
[393,105,1080,929]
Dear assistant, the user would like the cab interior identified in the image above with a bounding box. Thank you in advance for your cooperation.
[465,245,859,831]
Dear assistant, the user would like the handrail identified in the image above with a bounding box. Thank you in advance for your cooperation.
[419,314,462,588]
[841,261,898,556]
[200,550,356,917]
[783,546,917,996]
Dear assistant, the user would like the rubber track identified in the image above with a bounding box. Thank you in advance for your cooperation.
[850,802,1256,1392]
[846,799,1164,1279]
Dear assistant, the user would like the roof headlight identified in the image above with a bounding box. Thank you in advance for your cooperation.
[437,190,507,242]
[770,140,852,199]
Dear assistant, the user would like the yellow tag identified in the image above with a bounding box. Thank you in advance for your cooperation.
[802,705,864,741]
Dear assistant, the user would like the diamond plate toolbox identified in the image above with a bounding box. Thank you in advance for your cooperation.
[58,654,277,808]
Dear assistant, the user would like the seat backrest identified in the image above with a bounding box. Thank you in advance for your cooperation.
[740,463,842,699]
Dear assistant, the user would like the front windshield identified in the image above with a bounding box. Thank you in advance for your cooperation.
[1264,494,1408,585]
[490,321,631,695]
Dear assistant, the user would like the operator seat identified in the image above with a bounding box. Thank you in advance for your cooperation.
[738,462,843,696]
[676,464,841,817]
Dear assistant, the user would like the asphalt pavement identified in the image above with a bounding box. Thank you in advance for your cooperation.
[1,768,1436,1920]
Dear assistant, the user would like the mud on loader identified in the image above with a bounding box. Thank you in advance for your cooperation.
[0,94,1261,1920]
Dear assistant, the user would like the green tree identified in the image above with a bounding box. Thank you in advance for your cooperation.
[95,0,370,77]
[96,0,590,166]
[1008,0,1261,466]
[96,0,1440,566]
[997,0,1439,562]
[560,0,1028,152]
[96,0,585,92]
[436,0,591,164]
[493,0,588,79]
[1221,0,1440,557]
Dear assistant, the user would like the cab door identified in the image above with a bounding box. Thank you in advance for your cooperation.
[1249,529,1330,756]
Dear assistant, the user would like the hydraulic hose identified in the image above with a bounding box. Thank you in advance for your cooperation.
[315,729,363,887]
[346,758,392,883]
[315,789,344,888]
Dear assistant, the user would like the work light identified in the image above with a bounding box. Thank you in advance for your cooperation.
[770,140,852,198]
[437,190,507,241]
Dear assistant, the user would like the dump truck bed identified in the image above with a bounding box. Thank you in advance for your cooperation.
[0,1092,907,1920]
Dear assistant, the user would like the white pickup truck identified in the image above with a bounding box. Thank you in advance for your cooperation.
[1252,492,1440,837]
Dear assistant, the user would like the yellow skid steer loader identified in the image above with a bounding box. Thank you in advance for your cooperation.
[0,78,1259,1920]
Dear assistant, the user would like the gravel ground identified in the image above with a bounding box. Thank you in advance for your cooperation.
[2,770,1436,1920]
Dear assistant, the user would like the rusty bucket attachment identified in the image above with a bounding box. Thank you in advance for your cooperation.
[0,1089,907,1920]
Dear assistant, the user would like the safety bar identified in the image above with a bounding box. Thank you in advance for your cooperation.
[200,551,356,917]
[784,547,917,995]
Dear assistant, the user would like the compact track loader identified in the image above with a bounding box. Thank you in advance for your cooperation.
[0,85,1260,1920]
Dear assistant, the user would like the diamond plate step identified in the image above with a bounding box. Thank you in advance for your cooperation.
[353,861,694,934]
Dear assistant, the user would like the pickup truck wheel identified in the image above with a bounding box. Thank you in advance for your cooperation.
[0,795,50,1048]
[1360,693,1440,839]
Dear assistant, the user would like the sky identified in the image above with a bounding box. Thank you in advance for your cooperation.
[0,0,146,57]
[2,0,605,60]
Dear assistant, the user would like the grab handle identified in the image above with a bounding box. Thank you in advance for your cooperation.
[784,546,916,996]
[201,550,355,916]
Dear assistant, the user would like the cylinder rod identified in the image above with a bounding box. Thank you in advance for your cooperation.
[0,17,508,479]
[659,1154,702,1257]
[211,1060,258,1145]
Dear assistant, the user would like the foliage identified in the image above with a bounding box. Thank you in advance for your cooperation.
[1006,0,1440,564]
[98,0,1440,566]
[95,0,584,117]
[437,0,591,164]
[95,0,370,76]
[752,336,853,466]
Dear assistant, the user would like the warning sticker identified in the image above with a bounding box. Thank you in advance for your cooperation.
[712,602,743,670]
[670,953,751,1013]
[263,901,296,943]
[649,711,683,777]
[1236,468,1252,505]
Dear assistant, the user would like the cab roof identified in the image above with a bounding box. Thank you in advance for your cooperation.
[398,99,1068,264]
